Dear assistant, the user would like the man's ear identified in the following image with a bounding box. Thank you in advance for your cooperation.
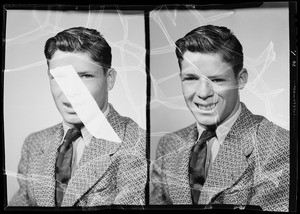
[238,68,248,90]
[107,68,117,91]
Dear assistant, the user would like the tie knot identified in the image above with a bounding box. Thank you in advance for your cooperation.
[199,129,216,142]
[64,128,81,144]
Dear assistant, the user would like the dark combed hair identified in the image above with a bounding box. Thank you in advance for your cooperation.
[44,27,112,70]
[175,25,244,75]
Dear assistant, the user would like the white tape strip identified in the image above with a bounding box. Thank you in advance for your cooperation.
[50,65,121,143]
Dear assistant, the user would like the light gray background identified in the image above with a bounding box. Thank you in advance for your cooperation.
[4,9,146,203]
[149,3,290,179]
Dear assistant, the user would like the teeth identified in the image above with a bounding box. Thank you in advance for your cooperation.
[197,103,216,110]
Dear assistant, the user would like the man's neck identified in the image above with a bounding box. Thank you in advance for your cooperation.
[196,103,242,141]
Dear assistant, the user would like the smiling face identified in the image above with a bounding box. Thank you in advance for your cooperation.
[180,51,247,129]
[48,50,116,128]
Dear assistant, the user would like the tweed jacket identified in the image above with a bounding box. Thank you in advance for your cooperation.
[9,104,146,207]
[151,103,290,212]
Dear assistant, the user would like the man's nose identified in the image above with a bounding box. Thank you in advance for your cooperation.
[195,79,214,99]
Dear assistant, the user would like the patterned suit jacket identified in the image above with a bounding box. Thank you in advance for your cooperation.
[9,105,146,207]
[151,103,290,212]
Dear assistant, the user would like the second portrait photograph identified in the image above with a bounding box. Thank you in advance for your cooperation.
[149,3,291,212]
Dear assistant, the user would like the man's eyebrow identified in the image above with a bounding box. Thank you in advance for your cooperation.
[76,70,96,74]
[181,72,225,79]
[181,73,197,76]
[76,71,89,74]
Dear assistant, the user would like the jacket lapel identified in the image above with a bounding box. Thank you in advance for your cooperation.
[61,104,124,206]
[168,124,198,204]
[199,104,258,205]
[34,123,64,206]
[61,137,120,206]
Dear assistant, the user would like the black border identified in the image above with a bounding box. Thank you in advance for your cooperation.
[288,1,298,212]
[1,4,8,213]
[2,3,265,11]
[144,9,151,207]
[2,2,298,213]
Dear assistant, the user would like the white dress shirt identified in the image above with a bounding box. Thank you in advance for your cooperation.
[62,105,110,176]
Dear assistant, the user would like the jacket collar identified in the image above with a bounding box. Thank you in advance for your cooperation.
[167,124,197,204]
[198,103,263,204]
[168,103,263,205]
[62,104,124,206]
[35,104,125,206]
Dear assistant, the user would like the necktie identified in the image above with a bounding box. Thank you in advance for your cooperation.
[55,128,81,206]
[189,129,216,204]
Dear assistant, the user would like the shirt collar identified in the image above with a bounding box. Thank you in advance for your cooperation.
[196,103,242,145]
[62,104,110,141]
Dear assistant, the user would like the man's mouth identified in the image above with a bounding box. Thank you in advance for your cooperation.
[62,102,77,113]
[63,102,73,108]
[195,103,217,111]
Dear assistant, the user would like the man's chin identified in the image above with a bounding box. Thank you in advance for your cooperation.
[193,115,218,128]
[63,116,83,126]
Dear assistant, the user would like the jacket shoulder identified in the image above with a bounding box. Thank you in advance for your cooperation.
[27,123,61,139]
[161,123,196,141]
[24,123,62,148]
[117,115,145,150]
[108,104,145,141]
[256,118,289,149]
[156,123,196,155]
[122,116,144,131]
[236,104,289,152]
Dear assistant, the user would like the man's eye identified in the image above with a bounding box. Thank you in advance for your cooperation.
[212,78,224,83]
[182,77,197,81]
[81,74,93,78]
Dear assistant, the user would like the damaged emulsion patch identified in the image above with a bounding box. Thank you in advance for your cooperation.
[50,64,121,143]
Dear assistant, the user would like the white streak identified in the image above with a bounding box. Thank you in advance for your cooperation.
[50,65,121,143]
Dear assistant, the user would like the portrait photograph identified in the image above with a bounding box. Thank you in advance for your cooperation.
[3,6,147,208]
[149,2,296,212]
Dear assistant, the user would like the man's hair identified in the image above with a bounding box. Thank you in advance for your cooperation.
[44,27,112,71]
[175,25,243,75]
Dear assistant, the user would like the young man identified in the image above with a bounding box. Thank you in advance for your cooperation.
[151,25,289,212]
[9,27,146,206]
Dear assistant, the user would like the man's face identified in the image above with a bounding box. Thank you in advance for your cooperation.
[180,51,247,129]
[48,50,116,128]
